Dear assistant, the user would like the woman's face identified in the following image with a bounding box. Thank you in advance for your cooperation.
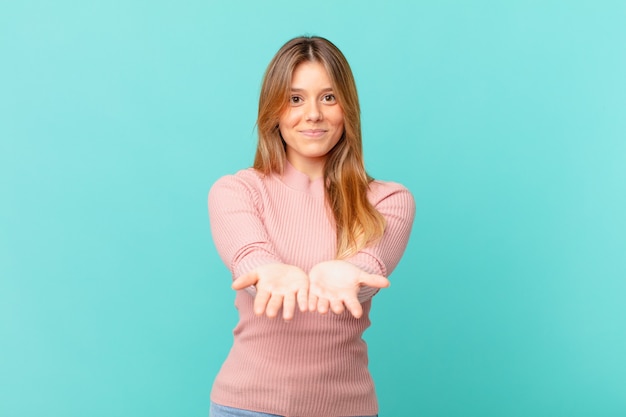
[278,61,344,179]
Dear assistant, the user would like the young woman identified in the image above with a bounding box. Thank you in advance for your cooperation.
[208,36,415,417]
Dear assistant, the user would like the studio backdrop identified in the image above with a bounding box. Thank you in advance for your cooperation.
[1,1,625,416]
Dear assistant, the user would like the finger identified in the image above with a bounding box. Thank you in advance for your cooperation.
[265,293,284,318]
[232,271,259,290]
[359,273,390,289]
[330,299,345,315]
[282,293,296,321]
[308,294,319,312]
[253,289,270,316]
[344,297,363,319]
[297,288,308,313]
[317,297,330,315]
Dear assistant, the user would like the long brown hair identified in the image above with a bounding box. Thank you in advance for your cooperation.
[254,36,385,258]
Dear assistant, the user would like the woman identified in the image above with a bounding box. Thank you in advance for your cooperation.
[208,36,415,417]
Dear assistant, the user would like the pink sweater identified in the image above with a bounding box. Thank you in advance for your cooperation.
[208,162,415,417]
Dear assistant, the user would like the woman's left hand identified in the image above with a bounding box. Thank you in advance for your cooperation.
[308,260,390,318]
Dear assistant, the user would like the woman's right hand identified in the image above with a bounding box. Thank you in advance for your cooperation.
[232,263,309,321]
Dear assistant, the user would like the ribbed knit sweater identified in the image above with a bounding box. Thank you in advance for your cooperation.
[208,162,415,417]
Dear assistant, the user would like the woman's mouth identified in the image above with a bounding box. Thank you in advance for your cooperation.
[299,129,327,138]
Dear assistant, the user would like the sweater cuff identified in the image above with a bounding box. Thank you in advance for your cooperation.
[344,253,387,303]
[344,252,387,277]
[357,286,380,303]
[233,256,282,279]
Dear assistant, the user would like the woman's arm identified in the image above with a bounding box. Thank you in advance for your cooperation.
[208,173,308,320]
[346,182,416,301]
[308,182,416,316]
[209,173,283,276]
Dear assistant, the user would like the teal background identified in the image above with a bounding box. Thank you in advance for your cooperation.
[1,1,625,416]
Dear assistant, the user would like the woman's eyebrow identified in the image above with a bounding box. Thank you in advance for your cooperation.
[290,87,334,92]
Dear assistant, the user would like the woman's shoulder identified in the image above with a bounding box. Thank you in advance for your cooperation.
[211,168,267,188]
[209,168,270,198]
[368,179,416,214]
[368,178,413,199]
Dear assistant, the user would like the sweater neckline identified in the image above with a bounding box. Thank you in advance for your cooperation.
[280,160,325,195]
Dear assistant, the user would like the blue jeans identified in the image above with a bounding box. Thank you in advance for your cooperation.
[209,401,378,417]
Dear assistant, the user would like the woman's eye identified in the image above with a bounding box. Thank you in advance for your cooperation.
[290,96,302,104]
[323,94,336,102]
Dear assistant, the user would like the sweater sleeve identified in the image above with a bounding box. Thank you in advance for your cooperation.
[208,172,284,284]
[345,182,416,302]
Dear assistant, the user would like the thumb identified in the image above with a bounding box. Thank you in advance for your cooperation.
[359,273,390,289]
[232,271,259,290]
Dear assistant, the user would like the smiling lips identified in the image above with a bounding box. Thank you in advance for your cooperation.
[299,129,328,138]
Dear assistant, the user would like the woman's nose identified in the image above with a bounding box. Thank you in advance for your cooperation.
[305,102,322,122]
